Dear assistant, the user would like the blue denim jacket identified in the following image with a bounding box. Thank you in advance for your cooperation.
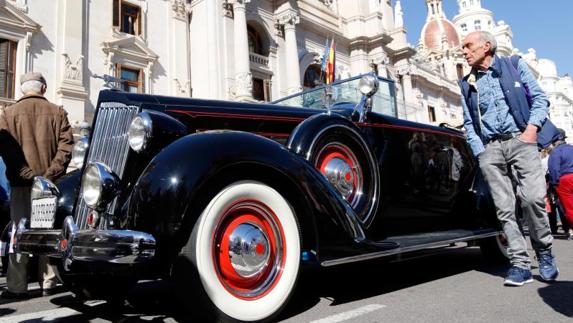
[461,56,549,156]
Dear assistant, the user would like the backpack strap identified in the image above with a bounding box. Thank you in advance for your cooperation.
[509,55,521,70]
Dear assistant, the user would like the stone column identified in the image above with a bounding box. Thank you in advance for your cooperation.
[55,0,88,127]
[278,11,302,95]
[170,0,191,97]
[230,0,253,101]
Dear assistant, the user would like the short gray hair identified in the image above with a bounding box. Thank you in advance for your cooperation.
[20,80,44,94]
[477,31,497,54]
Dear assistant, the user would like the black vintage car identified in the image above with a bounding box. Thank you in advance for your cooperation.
[16,74,505,322]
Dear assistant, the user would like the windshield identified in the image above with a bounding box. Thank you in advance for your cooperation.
[273,75,397,117]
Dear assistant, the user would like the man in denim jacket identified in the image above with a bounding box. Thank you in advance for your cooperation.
[459,31,558,286]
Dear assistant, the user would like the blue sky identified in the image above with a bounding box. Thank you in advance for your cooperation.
[399,0,573,77]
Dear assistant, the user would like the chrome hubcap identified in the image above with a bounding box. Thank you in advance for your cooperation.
[323,157,355,199]
[228,223,271,278]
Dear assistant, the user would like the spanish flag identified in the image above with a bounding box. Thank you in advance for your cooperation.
[322,38,336,84]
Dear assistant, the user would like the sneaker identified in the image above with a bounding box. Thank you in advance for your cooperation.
[537,251,559,281]
[504,266,533,286]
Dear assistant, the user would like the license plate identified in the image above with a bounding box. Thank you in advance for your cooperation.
[31,197,57,229]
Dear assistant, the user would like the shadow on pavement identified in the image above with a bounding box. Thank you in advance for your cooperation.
[0,245,504,322]
[538,281,573,318]
[279,245,506,319]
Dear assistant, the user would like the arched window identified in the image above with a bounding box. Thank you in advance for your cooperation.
[248,25,263,55]
[303,64,322,88]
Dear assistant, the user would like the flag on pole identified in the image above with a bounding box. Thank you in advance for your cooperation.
[320,38,330,75]
[325,39,336,84]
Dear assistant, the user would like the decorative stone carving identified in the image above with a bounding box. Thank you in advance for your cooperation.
[11,0,28,13]
[103,50,115,75]
[275,11,299,37]
[319,0,335,8]
[62,54,83,81]
[171,0,187,20]
[276,11,300,29]
[233,72,253,99]
[223,0,251,18]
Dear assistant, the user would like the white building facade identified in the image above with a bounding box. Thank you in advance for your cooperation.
[0,0,570,132]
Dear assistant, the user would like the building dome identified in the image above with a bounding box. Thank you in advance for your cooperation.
[538,59,558,78]
[421,0,460,52]
[422,18,461,51]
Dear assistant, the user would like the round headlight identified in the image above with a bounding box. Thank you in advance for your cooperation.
[71,137,89,168]
[128,112,152,152]
[358,74,379,97]
[82,163,103,208]
[31,176,60,200]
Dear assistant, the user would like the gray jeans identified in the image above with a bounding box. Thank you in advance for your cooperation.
[479,137,553,270]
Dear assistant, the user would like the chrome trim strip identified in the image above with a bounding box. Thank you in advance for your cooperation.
[16,216,156,265]
[320,231,501,267]
[68,229,156,264]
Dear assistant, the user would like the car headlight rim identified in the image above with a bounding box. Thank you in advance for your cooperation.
[31,176,60,200]
[358,74,379,97]
[82,163,103,209]
[71,137,89,168]
[128,112,153,153]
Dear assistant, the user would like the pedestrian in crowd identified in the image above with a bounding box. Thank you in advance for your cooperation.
[0,72,73,299]
[548,129,573,231]
[459,31,560,286]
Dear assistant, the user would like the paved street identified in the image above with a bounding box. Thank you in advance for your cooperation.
[0,235,572,323]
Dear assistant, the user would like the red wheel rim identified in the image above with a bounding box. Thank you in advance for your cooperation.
[315,142,362,205]
[212,200,286,300]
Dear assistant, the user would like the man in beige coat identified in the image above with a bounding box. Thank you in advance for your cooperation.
[0,72,73,298]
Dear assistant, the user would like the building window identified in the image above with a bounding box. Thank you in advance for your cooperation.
[428,106,436,123]
[462,1,466,8]
[248,25,263,55]
[113,0,142,36]
[252,78,271,102]
[116,64,144,93]
[470,0,474,5]
[474,20,481,30]
[460,23,467,32]
[0,39,17,99]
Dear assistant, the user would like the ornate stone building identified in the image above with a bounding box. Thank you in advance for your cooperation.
[0,0,569,132]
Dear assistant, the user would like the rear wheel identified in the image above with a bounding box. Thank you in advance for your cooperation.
[178,181,301,322]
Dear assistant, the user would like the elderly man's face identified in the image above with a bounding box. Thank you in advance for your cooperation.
[462,32,490,67]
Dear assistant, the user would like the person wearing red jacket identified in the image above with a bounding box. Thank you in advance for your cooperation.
[548,129,573,229]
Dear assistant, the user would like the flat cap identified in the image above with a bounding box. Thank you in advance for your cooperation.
[20,72,46,85]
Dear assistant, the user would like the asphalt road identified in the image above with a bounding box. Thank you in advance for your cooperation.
[0,235,572,323]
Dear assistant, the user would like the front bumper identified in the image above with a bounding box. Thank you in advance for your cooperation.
[16,216,156,265]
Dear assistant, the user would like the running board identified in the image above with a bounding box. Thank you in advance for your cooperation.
[320,229,500,267]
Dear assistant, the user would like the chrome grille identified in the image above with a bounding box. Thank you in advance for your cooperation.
[75,102,140,230]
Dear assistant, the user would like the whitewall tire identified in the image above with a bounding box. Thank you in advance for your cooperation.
[192,181,301,322]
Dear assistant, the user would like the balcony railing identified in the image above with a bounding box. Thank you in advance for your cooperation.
[249,52,269,69]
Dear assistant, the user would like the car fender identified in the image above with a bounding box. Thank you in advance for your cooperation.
[288,113,381,227]
[125,130,367,264]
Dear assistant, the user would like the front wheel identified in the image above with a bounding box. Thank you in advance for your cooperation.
[179,181,301,322]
